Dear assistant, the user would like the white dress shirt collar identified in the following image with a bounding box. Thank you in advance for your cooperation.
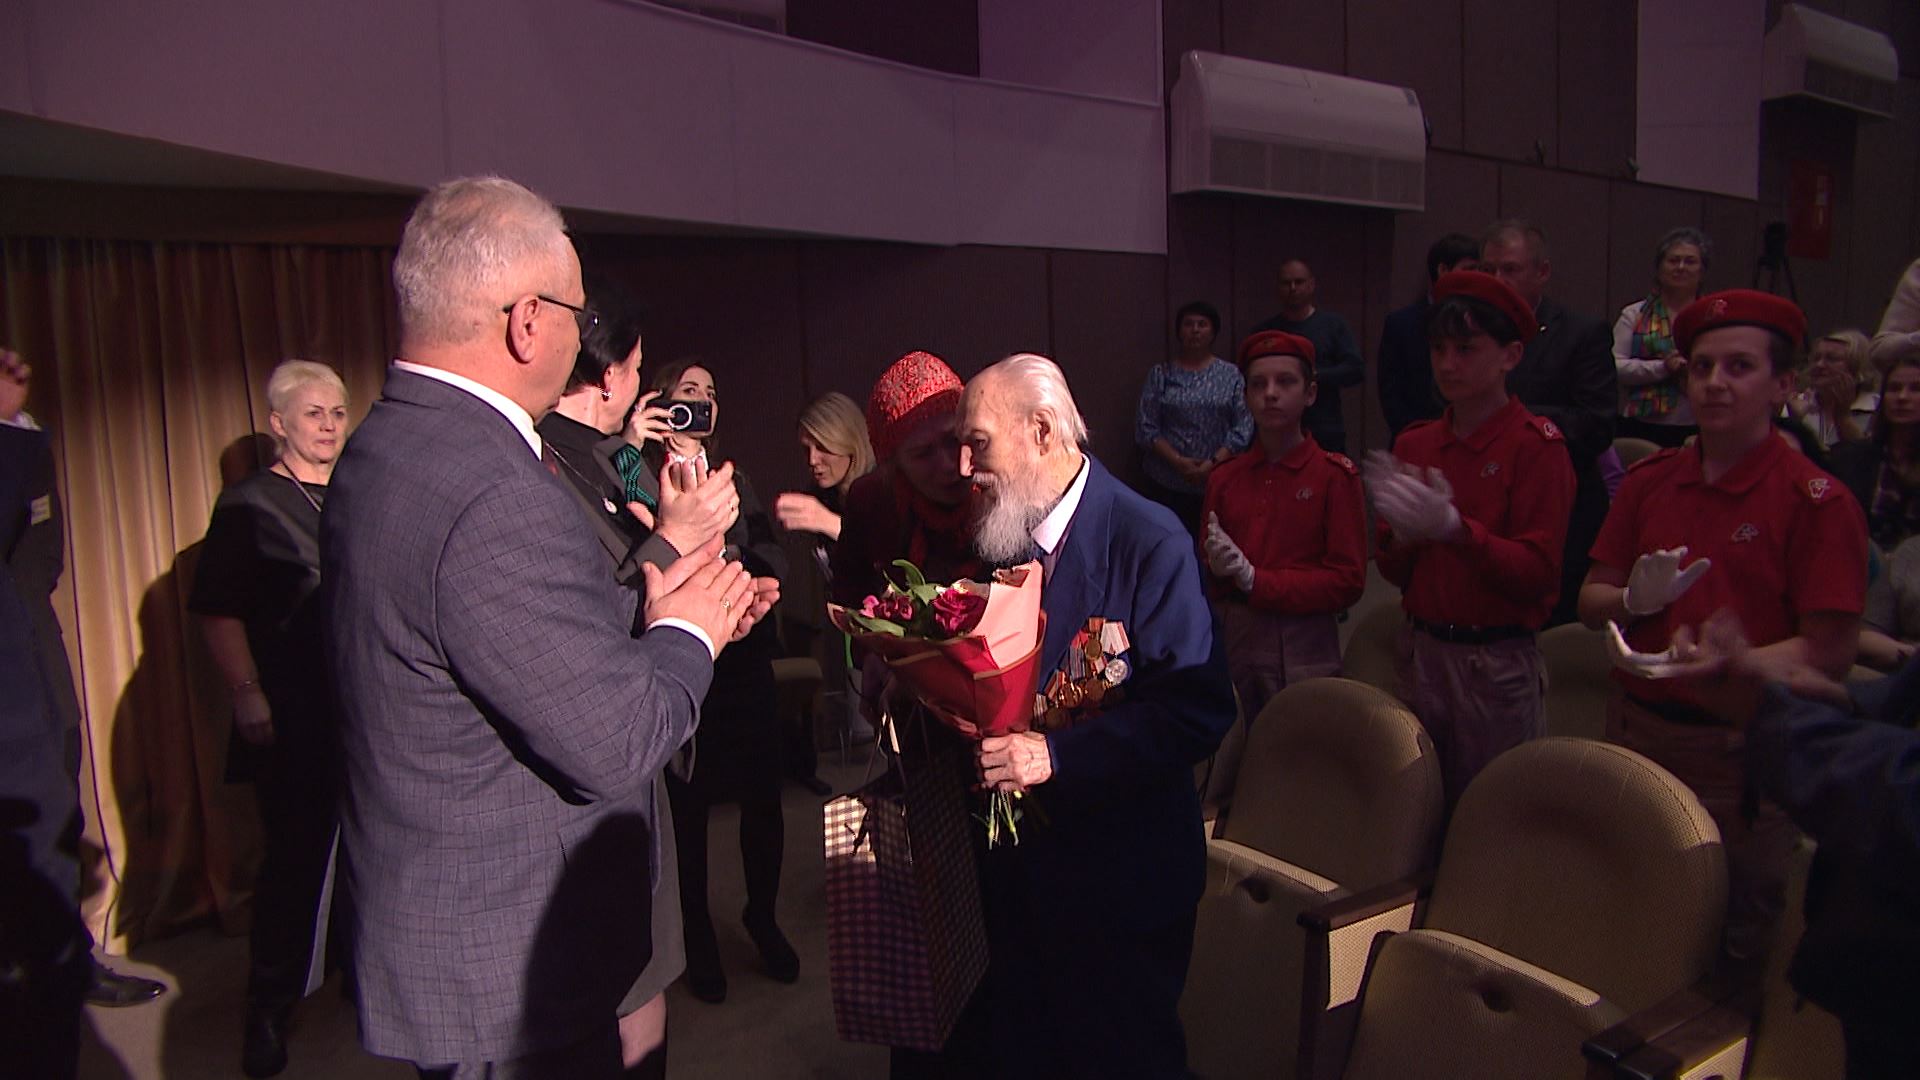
[392,359,542,458]
[1032,455,1090,578]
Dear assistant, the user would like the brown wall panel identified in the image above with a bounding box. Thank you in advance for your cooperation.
[1386,151,1503,308]
[1167,194,1239,332]
[785,0,980,76]
[1841,80,1920,331]
[1701,196,1762,297]
[1348,0,1466,151]
[1604,183,1706,317]
[1220,0,1346,75]
[1047,250,1168,474]
[1462,0,1558,165]
[1497,164,1612,318]
[1556,0,1635,178]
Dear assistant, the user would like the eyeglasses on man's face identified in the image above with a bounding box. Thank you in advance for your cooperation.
[502,294,598,338]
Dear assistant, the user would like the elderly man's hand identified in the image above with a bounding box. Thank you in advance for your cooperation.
[233,685,275,747]
[0,348,28,422]
[641,536,756,652]
[978,732,1053,792]
[655,458,740,556]
[726,576,781,643]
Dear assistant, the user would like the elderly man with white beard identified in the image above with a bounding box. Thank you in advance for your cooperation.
[953,354,1235,1079]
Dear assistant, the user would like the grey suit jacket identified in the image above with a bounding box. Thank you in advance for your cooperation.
[321,368,711,1065]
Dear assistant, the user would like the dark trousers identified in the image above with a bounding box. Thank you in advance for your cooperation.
[665,772,784,971]
[249,746,341,1010]
[414,1021,623,1080]
[0,729,89,1080]
[1843,1020,1920,1080]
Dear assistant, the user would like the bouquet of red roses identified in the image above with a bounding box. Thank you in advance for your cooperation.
[830,560,1046,845]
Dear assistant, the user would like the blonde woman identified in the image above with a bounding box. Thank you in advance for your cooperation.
[774,391,874,564]
[190,358,350,1078]
[1789,329,1877,449]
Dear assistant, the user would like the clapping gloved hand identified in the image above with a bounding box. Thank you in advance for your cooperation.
[1203,513,1256,593]
[1622,546,1711,616]
[1364,451,1462,545]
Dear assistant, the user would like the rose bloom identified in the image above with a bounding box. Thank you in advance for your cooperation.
[862,592,916,624]
[931,588,988,638]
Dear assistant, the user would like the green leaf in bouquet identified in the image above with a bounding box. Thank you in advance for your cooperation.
[844,613,907,636]
[906,583,942,604]
[889,559,929,589]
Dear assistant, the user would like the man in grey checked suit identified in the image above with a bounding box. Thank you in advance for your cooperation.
[322,176,771,1079]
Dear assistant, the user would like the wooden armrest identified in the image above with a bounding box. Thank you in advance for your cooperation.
[1295,875,1431,1080]
[1299,873,1429,934]
[1584,978,1758,1079]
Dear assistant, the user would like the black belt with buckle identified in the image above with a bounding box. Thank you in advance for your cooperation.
[1409,617,1533,645]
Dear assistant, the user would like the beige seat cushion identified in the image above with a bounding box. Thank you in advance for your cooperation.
[1343,929,1627,1080]
[1185,840,1345,1080]
[1339,605,1404,699]
[1427,738,1725,1013]
[1538,623,1610,740]
[1222,678,1442,891]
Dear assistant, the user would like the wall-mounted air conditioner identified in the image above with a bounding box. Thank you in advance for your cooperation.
[1170,50,1426,212]
[1762,3,1899,118]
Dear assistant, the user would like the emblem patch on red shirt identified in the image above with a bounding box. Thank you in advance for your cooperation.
[1481,462,1500,478]
[1732,523,1760,543]
[1808,477,1830,500]
[1541,421,1560,438]
[1295,487,1314,501]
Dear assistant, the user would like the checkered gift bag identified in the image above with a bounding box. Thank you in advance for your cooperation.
[824,731,988,1051]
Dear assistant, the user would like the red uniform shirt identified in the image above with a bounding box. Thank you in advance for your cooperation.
[1202,435,1367,615]
[1376,397,1576,630]
[1590,436,1867,706]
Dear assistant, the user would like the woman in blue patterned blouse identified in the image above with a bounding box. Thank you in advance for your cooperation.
[1134,300,1255,534]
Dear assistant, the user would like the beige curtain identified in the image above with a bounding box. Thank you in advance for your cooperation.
[1,237,397,951]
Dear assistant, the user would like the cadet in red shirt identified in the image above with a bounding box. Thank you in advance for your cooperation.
[1581,289,1866,959]
[1199,330,1367,811]
[1369,271,1576,806]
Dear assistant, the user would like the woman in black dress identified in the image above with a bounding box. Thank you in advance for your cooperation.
[190,359,350,1079]
[644,357,794,1004]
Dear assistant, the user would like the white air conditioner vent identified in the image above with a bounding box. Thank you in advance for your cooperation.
[1762,3,1899,118]
[1172,51,1426,211]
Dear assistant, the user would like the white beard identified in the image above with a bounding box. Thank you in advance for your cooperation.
[971,470,1047,565]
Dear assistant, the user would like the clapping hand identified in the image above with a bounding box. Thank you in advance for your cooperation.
[634,457,740,555]
[1202,513,1256,592]
[1622,546,1711,616]
[1365,451,1462,544]
[728,575,781,643]
[641,536,757,653]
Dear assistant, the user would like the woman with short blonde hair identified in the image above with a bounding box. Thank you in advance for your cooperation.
[1790,329,1877,449]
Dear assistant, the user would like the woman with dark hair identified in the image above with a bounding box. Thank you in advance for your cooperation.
[1832,340,1920,551]
[1613,227,1711,447]
[532,277,740,1078]
[1133,300,1254,533]
[641,357,796,1006]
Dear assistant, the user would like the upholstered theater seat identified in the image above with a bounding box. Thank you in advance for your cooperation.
[1338,605,1404,701]
[1184,678,1442,1080]
[1306,738,1727,1080]
[1538,623,1610,740]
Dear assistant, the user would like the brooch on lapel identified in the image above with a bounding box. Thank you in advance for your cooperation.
[1035,618,1131,731]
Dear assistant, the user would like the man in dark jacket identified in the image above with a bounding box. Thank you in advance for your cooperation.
[1481,221,1618,625]
[1377,234,1481,438]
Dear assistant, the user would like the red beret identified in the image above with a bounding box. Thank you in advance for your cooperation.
[866,350,962,461]
[1236,330,1317,375]
[1673,289,1807,356]
[1431,270,1539,344]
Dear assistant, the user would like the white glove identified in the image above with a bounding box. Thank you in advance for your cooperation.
[1603,620,1688,680]
[1622,546,1712,616]
[1203,513,1256,593]
[1368,463,1462,545]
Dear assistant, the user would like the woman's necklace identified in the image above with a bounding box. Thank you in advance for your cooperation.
[548,442,621,516]
[276,461,323,514]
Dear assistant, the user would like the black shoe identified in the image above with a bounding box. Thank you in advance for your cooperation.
[85,961,165,1007]
[743,910,799,984]
[241,1004,291,1078]
[682,923,727,1004]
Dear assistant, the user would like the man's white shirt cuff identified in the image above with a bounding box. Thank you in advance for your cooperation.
[648,617,716,660]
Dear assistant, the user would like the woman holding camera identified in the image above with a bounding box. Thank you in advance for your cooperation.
[642,358,795,1004]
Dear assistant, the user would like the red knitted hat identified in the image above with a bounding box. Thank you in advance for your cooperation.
[1236,330,1317,375]
[866,351,962,461]
[1673,289,1807,356]
[1431,270,1540,344]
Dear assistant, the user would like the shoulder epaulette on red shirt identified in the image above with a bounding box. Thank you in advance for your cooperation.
[1525,414,1566,442]
[1626,446,1686,473]
[1324,451,1358,476]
